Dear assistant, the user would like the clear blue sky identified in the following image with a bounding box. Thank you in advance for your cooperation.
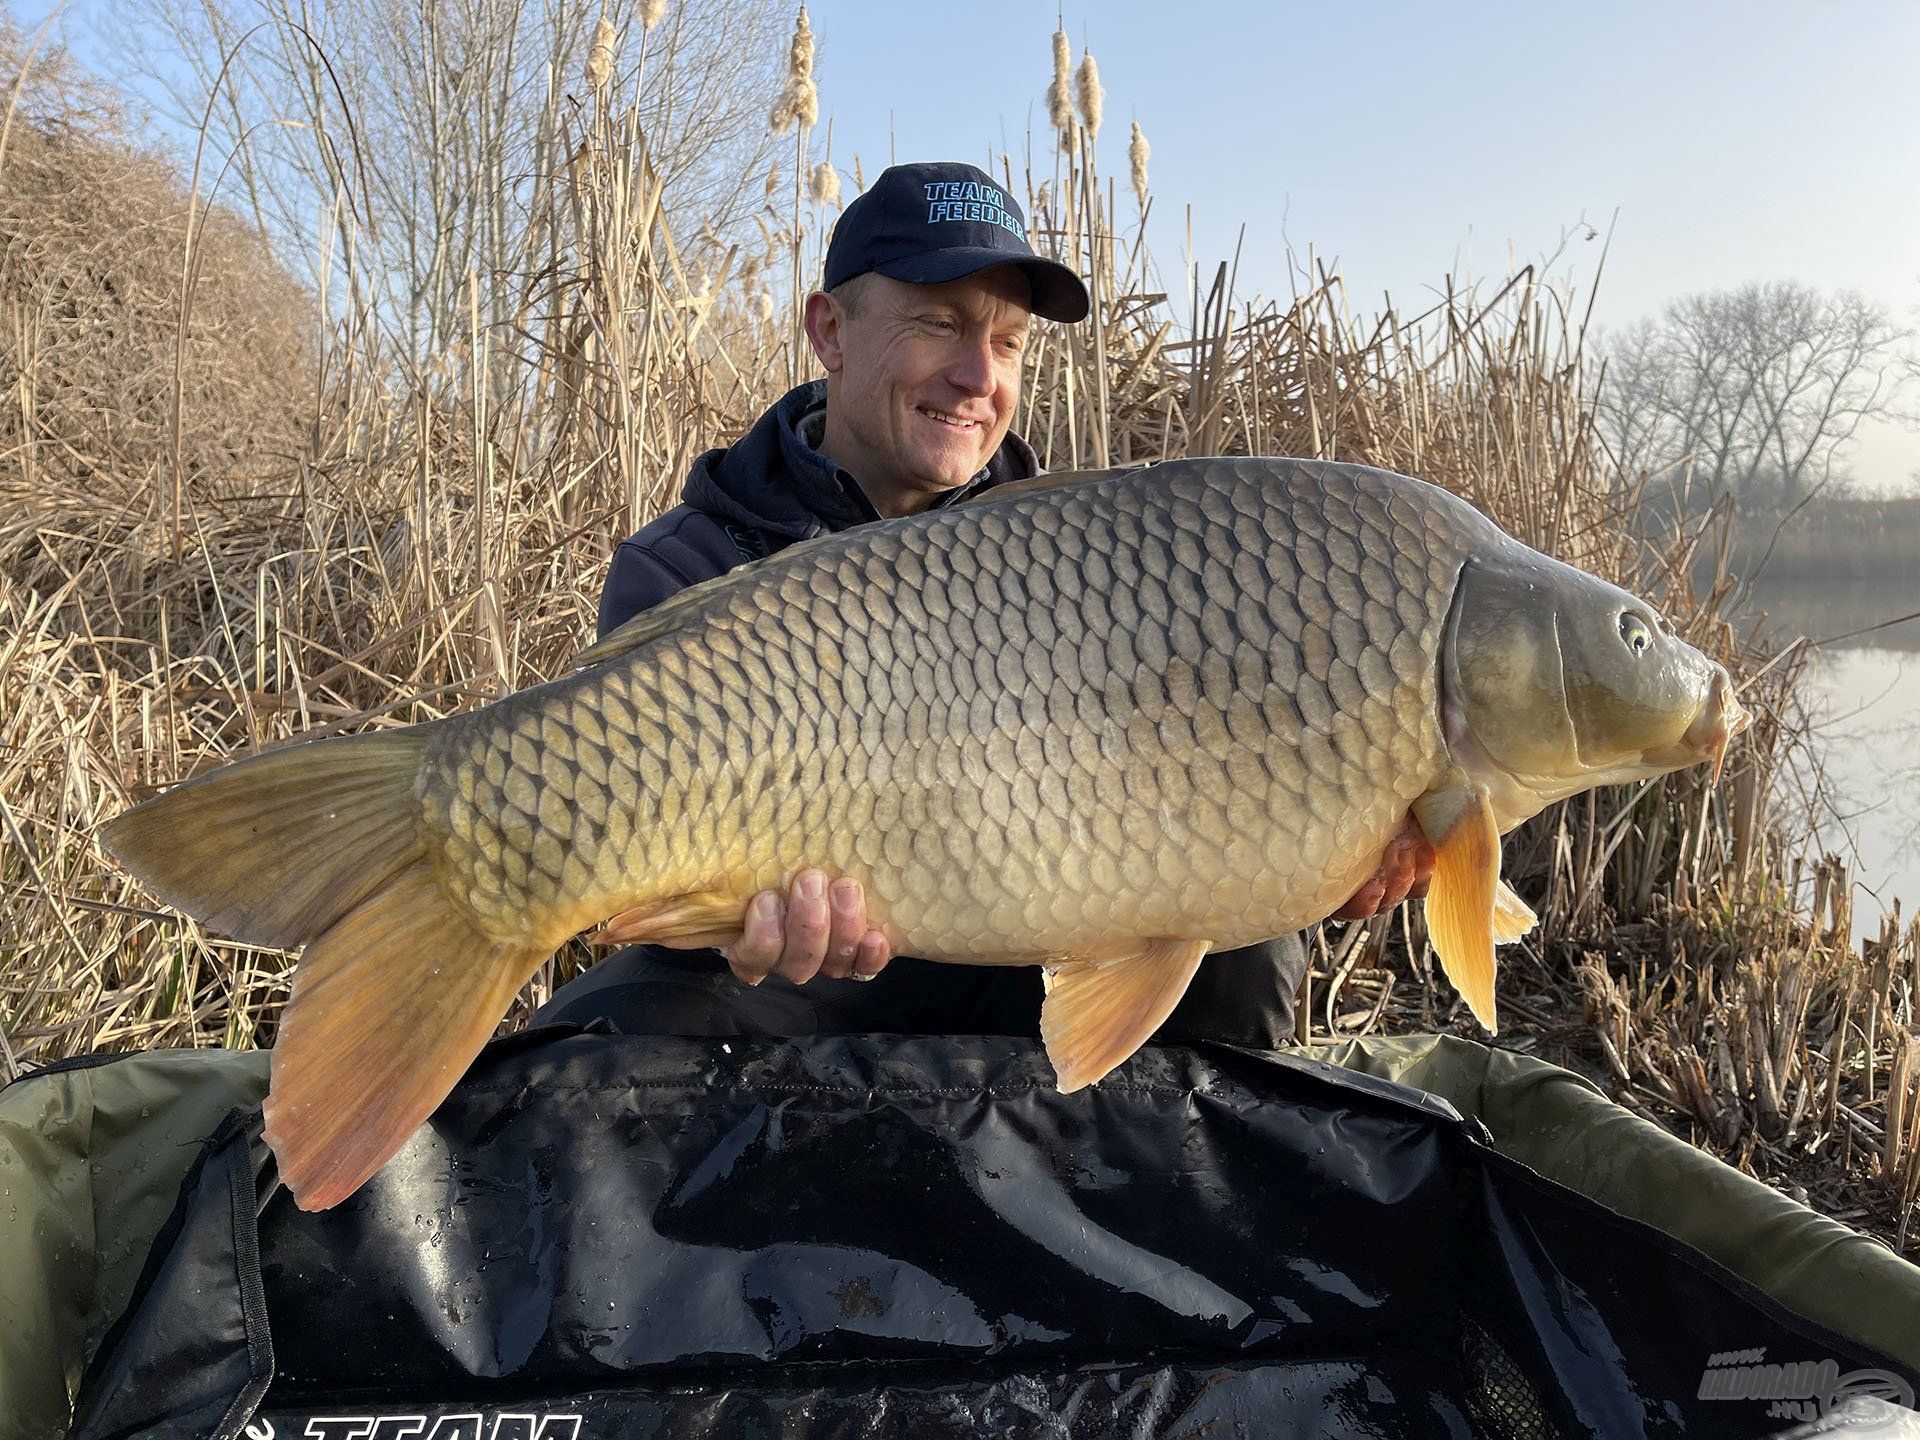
[28,0,1920,484]
[805,0,1920,488]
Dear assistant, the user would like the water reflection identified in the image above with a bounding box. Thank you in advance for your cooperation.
[1745,577,1919,944]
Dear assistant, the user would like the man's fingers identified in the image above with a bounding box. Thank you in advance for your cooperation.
[820,878,868,980]
[725,872,893,987]
[725,890,785,985]
[774,869,832,983]
[852,930,891,980]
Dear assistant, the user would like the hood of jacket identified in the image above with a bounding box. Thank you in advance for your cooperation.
[679,380,1042,541]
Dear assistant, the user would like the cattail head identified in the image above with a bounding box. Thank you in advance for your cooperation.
[769,5,819,131]
[791,79,820,128]
[585,17,617,92]
[788,4,815,78]
[640,0,667,31]
[764,161,782,200]
[1075,48,1104,140]
[810,161,840,208]
[853,155,865,192]
[1129,121,1149,208]
[1046,27,1072,145]
[754,291,776,322]
[1035,180,1052,212]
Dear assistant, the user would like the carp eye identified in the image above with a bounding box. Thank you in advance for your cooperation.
[1618,612,1653,656]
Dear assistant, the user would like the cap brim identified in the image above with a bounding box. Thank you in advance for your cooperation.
[873,249,1091,323]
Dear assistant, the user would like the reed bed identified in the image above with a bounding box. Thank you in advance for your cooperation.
[2,14,1914,1252]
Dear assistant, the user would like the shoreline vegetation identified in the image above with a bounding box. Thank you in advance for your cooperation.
[4,11,1917,1254]
[1724,494,1920,586]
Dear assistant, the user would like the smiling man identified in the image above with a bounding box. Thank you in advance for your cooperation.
[536,161,1431,1044]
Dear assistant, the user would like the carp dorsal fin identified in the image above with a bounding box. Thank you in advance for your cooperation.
[1040,937,1210,1092]
[572,583,726,669]
[575,465,1147,670]
[1412,783,1502,1033]
[967,463,1149,504]
[571,533,841,670]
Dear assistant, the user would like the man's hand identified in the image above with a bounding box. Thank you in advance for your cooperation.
[725,869,893,986]
[1333,826,1436,921]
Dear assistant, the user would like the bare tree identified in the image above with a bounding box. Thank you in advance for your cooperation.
[119,0,788,378]
[1596,281,1903,507]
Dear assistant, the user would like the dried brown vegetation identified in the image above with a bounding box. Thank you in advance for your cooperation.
[1,18,1914,1253]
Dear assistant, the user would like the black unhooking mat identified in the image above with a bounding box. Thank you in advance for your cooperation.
[62,1030,1920,1439]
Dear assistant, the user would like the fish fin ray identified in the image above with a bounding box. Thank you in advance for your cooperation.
[573,537,838,670]
[1414,785,1501,1032]
[263,859,546,1210]
[966,464,1149,504]
[589,889,748,947]
[1492,880,1538,944]
[575,470,1152,671]
[1040,938,1210,1093]
[101,731,428,948]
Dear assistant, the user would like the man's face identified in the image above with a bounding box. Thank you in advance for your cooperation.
[807,267,1033,514]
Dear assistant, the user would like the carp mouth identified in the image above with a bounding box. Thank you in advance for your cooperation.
[1658,666,1750,782]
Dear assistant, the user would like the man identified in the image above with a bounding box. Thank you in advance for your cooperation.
[537,161,1431,1043]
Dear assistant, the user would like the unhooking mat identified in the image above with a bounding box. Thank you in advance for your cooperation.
[3,1030,1917,1438]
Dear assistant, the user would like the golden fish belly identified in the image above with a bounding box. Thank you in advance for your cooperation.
[420,458,1478,961]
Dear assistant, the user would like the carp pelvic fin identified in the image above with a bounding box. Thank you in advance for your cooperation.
[1412,785,1502,1034]
[589,888,748,948]
[264,858,546,1211]
[1040,938,1210,1093]
[1492,880,1538,944]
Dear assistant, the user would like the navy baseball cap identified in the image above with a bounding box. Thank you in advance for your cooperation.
[823,161,1091,323]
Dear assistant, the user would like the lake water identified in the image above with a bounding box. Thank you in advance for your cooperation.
[1743,577,1920,945]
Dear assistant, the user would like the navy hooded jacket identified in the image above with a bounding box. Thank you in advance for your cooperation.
[539,381,1307,1046]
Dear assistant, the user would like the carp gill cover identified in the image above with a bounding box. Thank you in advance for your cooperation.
[102,457,1747,1209]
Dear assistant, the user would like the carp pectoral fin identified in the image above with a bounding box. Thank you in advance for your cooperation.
[589,889,747,948]
[1412,786,1501,1034]
[1040,938,1210,1093]
[1492,881,1538,943]
[263,859,546,1211]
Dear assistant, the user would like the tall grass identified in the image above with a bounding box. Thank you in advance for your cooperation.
[2,17,1914,1248]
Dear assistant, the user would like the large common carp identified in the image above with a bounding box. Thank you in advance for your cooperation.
[104,458,1745,1209]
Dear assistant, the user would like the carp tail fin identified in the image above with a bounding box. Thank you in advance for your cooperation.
[100,730,431,948]
[262,858,547,1211]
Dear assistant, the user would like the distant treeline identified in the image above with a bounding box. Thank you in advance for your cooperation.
[1722,493,1920,583]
